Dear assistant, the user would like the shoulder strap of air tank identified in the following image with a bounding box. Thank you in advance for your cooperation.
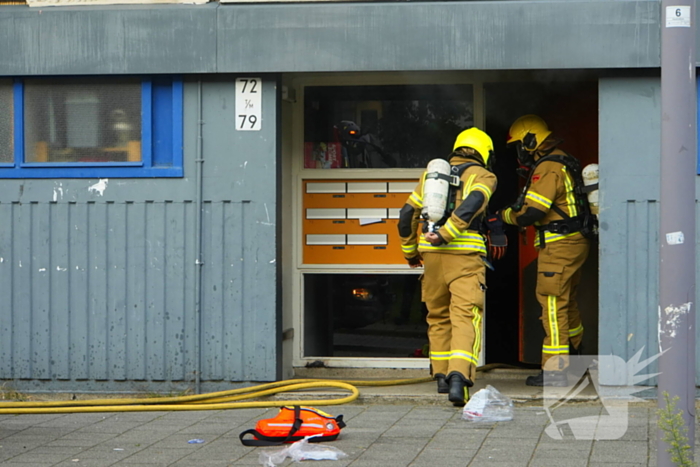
[451,162,478,178]
[535,153,582,176]
[531,154,572,219]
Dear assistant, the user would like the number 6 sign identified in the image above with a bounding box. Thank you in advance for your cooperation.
[236,78,262,131]
[666,6,691,27]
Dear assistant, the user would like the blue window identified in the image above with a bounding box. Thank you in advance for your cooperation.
[0,77,183,178]
[697,78,700,175]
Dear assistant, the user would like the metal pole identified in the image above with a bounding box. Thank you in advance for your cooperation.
[659,2,696,466]
[194,81,205,394]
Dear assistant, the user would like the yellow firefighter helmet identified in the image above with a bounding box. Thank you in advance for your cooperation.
[506,114,552,152]
[452,127,494,166]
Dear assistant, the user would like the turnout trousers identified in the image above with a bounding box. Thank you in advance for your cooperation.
[535,235,590,370]
[421,252,485,382]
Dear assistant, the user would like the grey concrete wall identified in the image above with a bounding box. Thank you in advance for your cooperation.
[0,1,659,76]
[0,77,279,392]
[0,5,219,75]
[217,1,659,72]
[598,76,700,386]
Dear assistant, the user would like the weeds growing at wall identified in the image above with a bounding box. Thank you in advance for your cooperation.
[0,383,30,401]
[657,391,695,467]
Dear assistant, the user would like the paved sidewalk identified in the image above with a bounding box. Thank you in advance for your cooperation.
[0,369,695,467]
[0,397,691,466]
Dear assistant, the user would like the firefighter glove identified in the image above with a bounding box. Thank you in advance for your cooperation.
[407,255,423,268]
[485,212,508,260]
[425,232,445,246]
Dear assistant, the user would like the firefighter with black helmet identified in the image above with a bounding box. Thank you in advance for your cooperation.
[499,115,593,387]
[397,127,498,406]
[335,120,395,168]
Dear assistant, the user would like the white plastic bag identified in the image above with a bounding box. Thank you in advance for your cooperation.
[258,435,348,466]
[462,384,514,422]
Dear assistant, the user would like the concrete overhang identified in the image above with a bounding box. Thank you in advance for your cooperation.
[0,1,664,75]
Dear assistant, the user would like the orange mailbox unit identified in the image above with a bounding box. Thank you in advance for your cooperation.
[303,179,416,265]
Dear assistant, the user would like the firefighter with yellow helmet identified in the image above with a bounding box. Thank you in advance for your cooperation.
[499,115,594,387]
[398,127,498,406]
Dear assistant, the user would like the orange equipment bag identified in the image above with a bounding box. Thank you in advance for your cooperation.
[239,406,346,446]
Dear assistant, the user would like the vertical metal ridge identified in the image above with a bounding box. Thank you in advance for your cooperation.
[28,202,35,378]
[50,202,70,380]
[105,202,111,381]
[218,201,227,380]
[124,201,132,382]
[108,202,127,382]
[67,202,72,380]
[89,199,109,381]
[165,201,187,382]
[86,202,91,380]
[240,200,249,379]
[0,203,15,378]
[184,200,196,386]
[162,201,168,380]
[47,201,53,379]
[647,200,660,370]
[162,201,169,381]
[625,200,636,353]
[214,199,224,381]
[201,200,216,381]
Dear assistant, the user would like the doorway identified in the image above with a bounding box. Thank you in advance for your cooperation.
[295,77,475,364]
[286,72,600,370]
[484,79,600,365]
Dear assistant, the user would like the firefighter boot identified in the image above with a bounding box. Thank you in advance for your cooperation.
[435,374,449,394]
[525,370,568,387]
[447,372,473,406]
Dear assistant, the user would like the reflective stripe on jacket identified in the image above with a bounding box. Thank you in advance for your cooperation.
[502,149,582,247]
[399,156,497,257]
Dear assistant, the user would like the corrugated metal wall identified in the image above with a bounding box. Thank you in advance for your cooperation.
[0,78,279,392]
[599,77,700,385]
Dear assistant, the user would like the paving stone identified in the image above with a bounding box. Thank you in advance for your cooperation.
[53,461,119,467]
[22,445,87,456]
[528,459,589,467]
[410,451,475,467]
[590,440,650,464]
[467,461,530,467]
[9,452,78,464]
[487,427,544,438]
[74,422,145,435]
[0,463,55,467]
[589,464,647,467]
[382,424,446,438]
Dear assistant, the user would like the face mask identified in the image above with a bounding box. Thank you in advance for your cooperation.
[514,142,535,169]
[485,150,495,172]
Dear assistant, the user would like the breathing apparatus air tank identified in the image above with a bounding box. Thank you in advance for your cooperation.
[581,163,599,215]
[421,158,453,232]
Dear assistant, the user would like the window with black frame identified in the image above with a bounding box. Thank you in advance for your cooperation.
[304,84,474,169]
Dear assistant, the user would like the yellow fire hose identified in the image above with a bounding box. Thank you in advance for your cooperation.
[0,377,433,415]
[0,363,521,414]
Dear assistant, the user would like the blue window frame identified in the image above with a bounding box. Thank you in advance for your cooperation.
[697,78,700,175]
[0,76,183,178]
